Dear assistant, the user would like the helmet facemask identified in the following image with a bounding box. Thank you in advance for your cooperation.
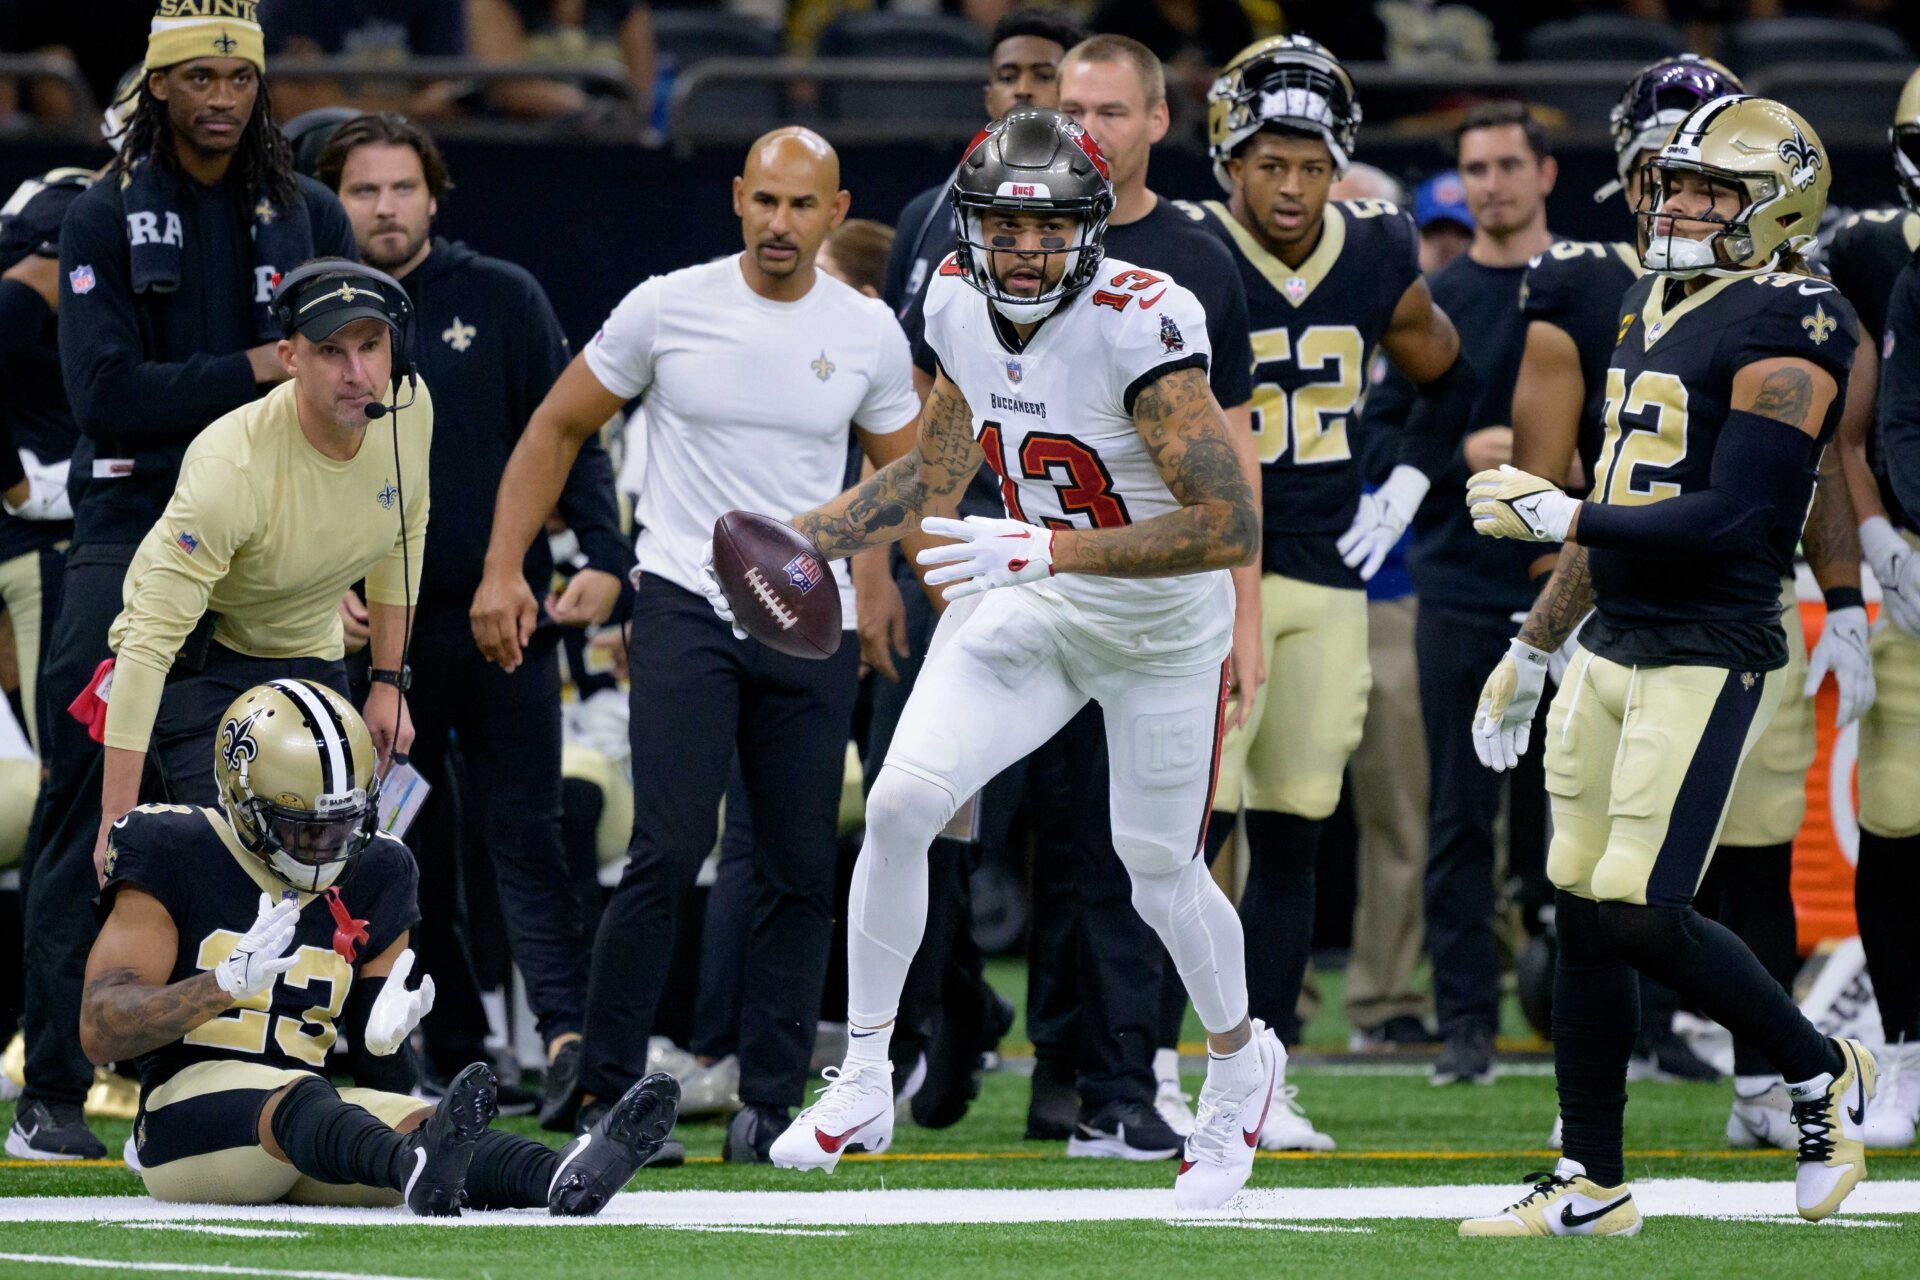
[953,195,1106,324]
[1208,38,1359,194]
[1636,159,1810,278]
[1895,124,1920,214]
[227,762,377,895]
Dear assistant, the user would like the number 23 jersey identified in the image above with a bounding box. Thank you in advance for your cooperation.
[922,253,1232,674]
[102,804,420,1098]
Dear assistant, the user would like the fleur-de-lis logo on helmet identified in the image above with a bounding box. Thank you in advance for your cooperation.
[1777,130,1821,192]
[220,709,263,785]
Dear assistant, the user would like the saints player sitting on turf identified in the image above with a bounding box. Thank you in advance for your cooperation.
[80,679,677,1216]
[1460,97,1876,1236]
[1500,54,1875,1150]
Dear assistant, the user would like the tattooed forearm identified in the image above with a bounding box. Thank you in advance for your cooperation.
[1749,366,1815,426]
[792,381,980,559]
[1053,367,1259,579]
[1517,543,1593,652]
[1802,448,1863,587]
[79,967,232,1066]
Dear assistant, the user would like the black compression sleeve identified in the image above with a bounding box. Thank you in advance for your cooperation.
[1397,354,1477,481]
[1574,409,1816,555]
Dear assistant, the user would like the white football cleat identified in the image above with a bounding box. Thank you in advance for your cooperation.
[1790,1038,1876,1221]
[1726,1078,1796,1149]
[1860,1040,1919,1149]
[1548,1114,1562,1150]
[1174,1022,1282,1212]
[1257,1084,1334,1151]
[1153,1060,1195,1138]
[768,1062,894,1173]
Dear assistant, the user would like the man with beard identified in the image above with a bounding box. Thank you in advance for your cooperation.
[13,0,353,1162]
[313,113,629,1125]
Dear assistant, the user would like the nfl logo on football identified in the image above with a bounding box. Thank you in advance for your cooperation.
[784,552,824,594]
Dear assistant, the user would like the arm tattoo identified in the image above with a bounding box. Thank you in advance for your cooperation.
[1517,543,1593,652]
[1055,367,1259,579]
[80,967,233,1065]
[792,382,980,559]
[1802,448,1863,583]
[1750,366,1815,426]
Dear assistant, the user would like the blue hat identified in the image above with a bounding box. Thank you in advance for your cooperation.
[1414,172,1472,231]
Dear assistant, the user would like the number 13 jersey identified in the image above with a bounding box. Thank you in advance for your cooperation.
[922,252,1232,674]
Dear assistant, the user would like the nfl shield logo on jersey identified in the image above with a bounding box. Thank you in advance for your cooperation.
[1284,276,1307,303]
[68,264,95,294]
[784,552,825,594]
[1005,359,1023,385]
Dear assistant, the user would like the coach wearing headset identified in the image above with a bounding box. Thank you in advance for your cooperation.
[95,258,432,877]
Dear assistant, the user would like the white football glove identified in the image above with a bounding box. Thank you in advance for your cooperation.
[1860,515,1920,637]
[697,539,748,641]
[1338,465,1429,580]
[916,514,1055,601]
[1467,465,1580,542]
[1510,608,1587,686]
[2,448,72,522]
[1805,605,1875,727]
[213,892,301,999]
[362,947,436,1057]
[1472,638,1552,773]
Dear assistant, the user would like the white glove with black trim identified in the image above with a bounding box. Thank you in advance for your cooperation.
[916,515,1055,601]
[1805,605,1875,727]
[697,539,748,641]
[1472,638,1552,773]
[1338,465,1429,580]
[1860,515,1920,637]
[1468,465,1580,542]
[362,947,436,1057]
[214,893,301,999]
[3,448,72,522]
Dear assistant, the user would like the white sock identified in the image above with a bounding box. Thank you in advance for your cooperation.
[1153,1047,1180,1086]
[845,1021,893,1071]
[1735,1073,1783,1099]
[845,766,943,1047]
[1206,1032,1265,1095]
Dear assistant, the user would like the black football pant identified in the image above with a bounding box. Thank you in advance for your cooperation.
[404,610,588,1064]
[150,644,348,805]
[579,578,858,1110]
[21,542,136,1108]
[1415,604,1549,1041]
[1026,703,1163,1111]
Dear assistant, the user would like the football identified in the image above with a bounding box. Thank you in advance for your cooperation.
[711,510,843,659]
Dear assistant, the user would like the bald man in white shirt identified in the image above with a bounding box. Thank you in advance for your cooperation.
[470,129,921,1157]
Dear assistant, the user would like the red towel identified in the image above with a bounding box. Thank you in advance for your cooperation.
[67,657,114,745]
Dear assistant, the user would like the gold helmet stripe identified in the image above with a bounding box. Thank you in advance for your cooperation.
[269,678,350,796]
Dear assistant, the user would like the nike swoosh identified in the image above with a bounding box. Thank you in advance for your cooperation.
[1243,1052,1277,1146]
[1848,1045,1868,1127]
[1178,1157,1195,1175]
[1798,282,1831,296]
[18,1125,37,1143]
[402,1147,427,1204]
[999,531,1032,540]
[1139,289,1167,309]
[549,1132,592,1196]
[815,1112,882,1154]
[1560,1194,1631,1228]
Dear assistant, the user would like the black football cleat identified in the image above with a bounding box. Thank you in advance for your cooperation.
[402,1062,498,1217]
[722,1102,791,1164]
[549,1072,681,1216]
[5,1101,106,1161]
[539,1038,584,1133]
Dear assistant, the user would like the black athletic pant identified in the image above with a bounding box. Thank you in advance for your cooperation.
[579,578,859,1110]
[1026,704,1163,1111]
[1415,603,1548,1040]
[22,542,136,1108]
[151,644,348,805]
[689,765,753,1061]
[406,611,587,1054]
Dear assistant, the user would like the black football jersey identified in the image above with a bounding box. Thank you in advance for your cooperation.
[1175,197,1420,588]
[1520,240,1642,488]
[1583,271,1859,671]
[102,805,420,1098]
[1824,207,1920,530]
[1880,257,1920,525]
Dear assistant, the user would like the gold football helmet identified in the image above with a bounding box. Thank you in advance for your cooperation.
[1206,35,1359,193]
[214,679,379,893]
[1894,67,1920,212]
[1636,95,1828,278]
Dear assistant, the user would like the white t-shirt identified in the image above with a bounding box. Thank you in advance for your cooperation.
[585,256,920,619]
[922,253,1232,673]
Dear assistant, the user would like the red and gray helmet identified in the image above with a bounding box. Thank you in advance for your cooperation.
[949,108,1114,324]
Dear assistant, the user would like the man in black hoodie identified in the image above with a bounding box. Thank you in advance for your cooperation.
[315,113,630,1126]
[17,3,354,1163]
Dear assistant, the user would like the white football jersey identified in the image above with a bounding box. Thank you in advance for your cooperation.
[922,254,1233,673]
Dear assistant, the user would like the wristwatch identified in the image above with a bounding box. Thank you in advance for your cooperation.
[369,666,411,693]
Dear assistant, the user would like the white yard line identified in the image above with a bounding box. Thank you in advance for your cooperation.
[0,1182,1911,1228]
[0,1254,433,1280]
[113,1224,311,1239]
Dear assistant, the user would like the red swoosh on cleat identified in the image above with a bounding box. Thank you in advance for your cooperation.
[1179,1158,1195,1175]
[1243,1057,1278,1146]
[815,1113,882,1154]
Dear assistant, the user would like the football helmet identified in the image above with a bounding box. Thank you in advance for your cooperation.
[1598,54,1743,201]
[949,107,1113,325]
[0,168,94,270]
[1894,66,1920,212]
[1207,35,1360,193]
[214,679,379,893]
[1636,95,1828,278]
[101,64,142,154]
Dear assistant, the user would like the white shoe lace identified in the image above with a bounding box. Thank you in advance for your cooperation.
[795,1064,882,1127]
[1276,1084,1309,1118]
[1186,1090,1237,1166]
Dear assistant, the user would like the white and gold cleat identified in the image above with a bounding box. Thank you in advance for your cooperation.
[1458,1158,1641,1238]
[1791,1037,1876,1222]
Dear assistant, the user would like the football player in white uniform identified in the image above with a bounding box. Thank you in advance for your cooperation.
[701,108,1274,1210]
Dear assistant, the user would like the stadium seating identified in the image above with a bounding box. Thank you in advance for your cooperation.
[1721,17,1911,73]
[1523,15,1685,65]
[816,13,989,124]
[652,11,784,122]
